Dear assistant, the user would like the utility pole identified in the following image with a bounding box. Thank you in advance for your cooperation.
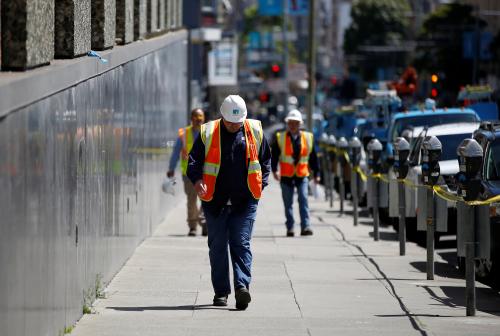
[282,0,289,115]
[307,0,316,131]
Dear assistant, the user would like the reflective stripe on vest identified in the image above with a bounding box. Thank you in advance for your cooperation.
[179,125,194,175]
[277,131,313,177]
[200,119,263,202]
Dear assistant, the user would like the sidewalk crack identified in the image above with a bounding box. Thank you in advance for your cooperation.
[284,261,311,335]
[284,262,303,318]
[325,217,431,336]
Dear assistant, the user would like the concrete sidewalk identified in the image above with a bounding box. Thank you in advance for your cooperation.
[72,181,500,336]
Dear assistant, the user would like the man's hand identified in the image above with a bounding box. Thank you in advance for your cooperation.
[167,171,175,178]
[194,180,207,197]
[272,172,280,181]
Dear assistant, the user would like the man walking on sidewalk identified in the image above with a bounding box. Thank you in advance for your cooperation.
[272,109,320,237]
[187,95,271,310]
[167,108,207,237]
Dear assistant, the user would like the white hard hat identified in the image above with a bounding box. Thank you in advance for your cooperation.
[161,177,176,195]
[220,95,247,123]
[285,109,303,123]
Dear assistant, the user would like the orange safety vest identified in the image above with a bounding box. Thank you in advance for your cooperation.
[179,125,194,176]
[199,119,263,202]
[276,131,314,177]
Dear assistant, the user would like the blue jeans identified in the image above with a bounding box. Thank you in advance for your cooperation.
[280,178,310,230]
[203,200,258,295]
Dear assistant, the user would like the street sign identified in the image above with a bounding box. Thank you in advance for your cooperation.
[259,0,309,16]
[288,0,308,16]
[258,0,282,16]
[208,41,238,86]
[463,31,493,61]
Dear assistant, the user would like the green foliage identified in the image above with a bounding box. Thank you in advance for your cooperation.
[82,305,92,315]
[243,5,282,37]
[82,273,105,315]
[413,3,486,95]
[64,326,74,334]
[344,0,411,54]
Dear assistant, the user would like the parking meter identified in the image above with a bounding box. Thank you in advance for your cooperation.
[337,137,349,214]
[349,137,362,166]
[367,138,383,174]
[337,137,349,164]
[393,137,410,179]
[319,133,328,151]
[327,134,337,158]
[349,137,363,226]
[456,138,483,201]
[422,136,442,186]
[327,134,337,208]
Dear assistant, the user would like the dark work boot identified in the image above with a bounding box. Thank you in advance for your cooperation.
[301,227,313,236]
[235,287,251,310]
[213,294,228,307]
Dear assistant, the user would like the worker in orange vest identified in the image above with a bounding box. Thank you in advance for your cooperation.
[272,109,320,237]
[167,108,206,236]
[187,95,271,310]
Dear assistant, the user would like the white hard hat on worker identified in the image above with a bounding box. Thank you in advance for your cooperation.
[220,95,247,123]
[284,109,303,124]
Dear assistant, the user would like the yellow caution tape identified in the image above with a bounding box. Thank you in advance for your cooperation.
[327,145,337,153]
[353,166,368,182]
[432,185,500,206]
[371,173,390,183]
[432,186,462,203]
[399,178,419,189]
[342,150,350,163]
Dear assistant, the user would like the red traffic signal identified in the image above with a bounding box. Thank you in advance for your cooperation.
[271,64,280,73]
[259,92,269,103]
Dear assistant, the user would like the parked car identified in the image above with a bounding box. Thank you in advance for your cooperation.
[395,122,480,239]
[469,121,500,284]
[369,108,480,224]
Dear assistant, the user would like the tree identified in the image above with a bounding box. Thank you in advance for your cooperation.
[413,3,486,102]
[344,0,411,55]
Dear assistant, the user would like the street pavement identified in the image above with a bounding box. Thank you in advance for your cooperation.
[71,180,500,336]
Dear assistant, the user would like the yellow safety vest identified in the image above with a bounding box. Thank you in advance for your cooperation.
[179,125,194,176]
[276,131,313,178]
[199,119,263,202]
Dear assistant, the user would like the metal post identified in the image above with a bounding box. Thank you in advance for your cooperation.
[373,176,379,241]
[321,153,329,202]
[307,0,316,131]
[187,29,192,118]
[339,161,345,215]
[282,0,289,114]
[352,168,358,226]
[328,156,334,208]
[465,240,476,316]
[398,181,406,256]
[426,188,435,280]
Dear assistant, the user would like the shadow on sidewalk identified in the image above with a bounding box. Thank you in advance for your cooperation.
[107,304,238,312]
[418,285,500,316]
[409,261,462,279]
[368,231,398,241]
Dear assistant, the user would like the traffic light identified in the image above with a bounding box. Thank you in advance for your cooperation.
[259,92,270,103]
[271,64,281,77]
[430,73,439,98]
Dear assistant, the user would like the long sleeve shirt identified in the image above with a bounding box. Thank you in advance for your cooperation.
[271,130,320,186]
[187,121,271,215]
[168,128,200,172]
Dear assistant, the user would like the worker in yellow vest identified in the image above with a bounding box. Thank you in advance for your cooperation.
[167,108,206,236]
[272,109,320,237]
[187,95,271,310]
